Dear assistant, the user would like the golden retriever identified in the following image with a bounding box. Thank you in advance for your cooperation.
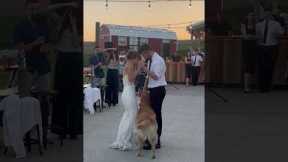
[135,90,158,159]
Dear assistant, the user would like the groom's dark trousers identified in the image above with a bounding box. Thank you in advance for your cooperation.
[149,86,166,139]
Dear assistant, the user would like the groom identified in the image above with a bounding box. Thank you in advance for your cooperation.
[139,44,167,149]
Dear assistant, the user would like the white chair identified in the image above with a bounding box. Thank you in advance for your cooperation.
[0,95,43,158]
[83,84,102,114]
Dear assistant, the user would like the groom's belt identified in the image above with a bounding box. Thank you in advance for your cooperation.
[148,86,165,90]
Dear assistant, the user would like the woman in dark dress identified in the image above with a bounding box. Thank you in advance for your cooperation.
[241,13,257,93]
[51,8,83,139]
[105,50,119,107]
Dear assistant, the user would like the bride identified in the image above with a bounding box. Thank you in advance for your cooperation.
[110,51,144,151]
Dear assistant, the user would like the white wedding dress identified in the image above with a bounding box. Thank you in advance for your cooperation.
[110,75,138,150]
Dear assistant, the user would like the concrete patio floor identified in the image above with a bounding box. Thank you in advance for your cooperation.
[84,85,205,162]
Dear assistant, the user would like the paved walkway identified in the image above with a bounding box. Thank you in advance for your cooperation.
[84,85,204,162]
[206,88,288,162]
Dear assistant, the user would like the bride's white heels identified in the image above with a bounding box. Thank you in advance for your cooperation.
[109,143,121,149]
[109,143,132,151]
[119,145,131,151]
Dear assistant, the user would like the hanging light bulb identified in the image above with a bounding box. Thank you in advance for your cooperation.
[148,0,151,8]
[188,0,192,8]
[105,0,108,9]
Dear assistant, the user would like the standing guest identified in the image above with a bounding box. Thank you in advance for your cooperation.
[14,0,52,147]
[198,48,205,58]
[253,0,265,22]
[52,8,82,139]
[185,49,192,86]
[191,49,203,86]
[198,49,206,84]
[255,8,284,93]
[241,13,257,93]
[90,46,105,88]
[105,49,119,107]
[14,0,51,97]
[139,44,167,150]
[280,13,288,34]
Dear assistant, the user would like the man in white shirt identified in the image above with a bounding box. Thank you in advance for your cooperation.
[139,44,167,149]
[256,8,284,92]
[191,50,203,86]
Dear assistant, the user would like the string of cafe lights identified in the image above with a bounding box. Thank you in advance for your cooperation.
[86,0,202,9]
[146,21,193,28]
[105,21,195,30]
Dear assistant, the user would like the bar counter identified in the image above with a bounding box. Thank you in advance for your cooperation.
[206,36,288,86]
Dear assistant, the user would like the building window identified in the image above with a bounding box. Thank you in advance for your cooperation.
[118,36,128,46]
[129,46,138,51]
[129,37,138,46]
[139,38,148,45]
[162,39,170,43]
[129,37,138,51]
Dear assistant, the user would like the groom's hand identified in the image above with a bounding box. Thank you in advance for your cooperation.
[143,67,158,80]
[138,60,145,69]
[148,71,158,80]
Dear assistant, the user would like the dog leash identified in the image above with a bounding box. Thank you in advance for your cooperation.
[142,60,151,92]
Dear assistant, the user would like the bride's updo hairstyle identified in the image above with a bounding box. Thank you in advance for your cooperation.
[126,51,138,61]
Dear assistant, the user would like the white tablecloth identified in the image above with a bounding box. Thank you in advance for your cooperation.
[0,95,42,158]
[83,84,101,114]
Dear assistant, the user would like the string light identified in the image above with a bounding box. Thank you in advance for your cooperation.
[87,0,203,8]
[88,0,202,2]
[88,0,202,9]
[105,0,108,9]
[146,21,193,28]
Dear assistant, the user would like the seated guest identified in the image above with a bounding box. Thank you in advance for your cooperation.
[90,46,105,88]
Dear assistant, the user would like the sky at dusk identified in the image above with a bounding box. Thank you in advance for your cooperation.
[84,0,204,42]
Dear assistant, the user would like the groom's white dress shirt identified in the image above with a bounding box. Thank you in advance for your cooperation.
[256,19,284,46]
[148,52,167,89]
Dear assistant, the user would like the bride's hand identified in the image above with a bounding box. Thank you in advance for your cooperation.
[142,66,148,73]
[138,60,145,69]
